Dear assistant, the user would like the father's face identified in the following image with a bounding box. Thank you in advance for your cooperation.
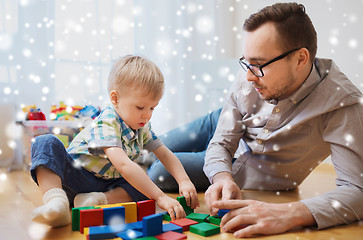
[242,22,298,101]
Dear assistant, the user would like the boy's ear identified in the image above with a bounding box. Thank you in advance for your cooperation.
[110,90,118,105]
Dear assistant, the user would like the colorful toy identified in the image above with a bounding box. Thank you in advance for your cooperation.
[176,196,194,215]
[79,208,103,234]
[137,200,156,221]
[207,215,222,226]
[170,218,198,231]
[73,197,221,239]
[154,231,187,239]
[217,209,230,217]
[186,212,209,223]
[142,213,163,237]
[162,223,183,233]
[189,222,221,237]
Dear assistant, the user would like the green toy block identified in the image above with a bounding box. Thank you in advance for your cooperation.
[176,196,193,215]
[161,212,171,221]
[186,212,209,223]
[71,206,98,231]
[207,215,222,226]
[189,222,220,237]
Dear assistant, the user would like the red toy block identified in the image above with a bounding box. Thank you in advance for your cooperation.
[137,200,156,221]
[79,208,104,234]
[170,218,198,231]
[155,231,187,240]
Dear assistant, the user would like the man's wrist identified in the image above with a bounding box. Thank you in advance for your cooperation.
[212,171,234,184]
[290,202,316,227]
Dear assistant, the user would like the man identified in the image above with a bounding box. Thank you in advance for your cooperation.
[147,2,363,238]
[203,2,363,238]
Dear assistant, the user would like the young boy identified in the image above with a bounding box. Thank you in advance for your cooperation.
[30,55,199,227]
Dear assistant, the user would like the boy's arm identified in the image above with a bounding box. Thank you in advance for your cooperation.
[103,146,185,220]
[153,145,199,208]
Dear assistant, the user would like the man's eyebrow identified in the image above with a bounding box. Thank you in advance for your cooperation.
[242,54,268,62]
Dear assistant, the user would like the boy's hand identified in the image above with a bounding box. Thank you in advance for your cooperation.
[179,180,200,209]
[156,195,186,221]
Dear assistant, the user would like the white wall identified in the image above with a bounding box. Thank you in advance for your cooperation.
[1,0,362,168]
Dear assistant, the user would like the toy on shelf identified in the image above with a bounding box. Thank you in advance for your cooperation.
[22,105,46,120]
[50,101,99,121]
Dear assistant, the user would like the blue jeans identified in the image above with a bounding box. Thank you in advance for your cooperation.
[147,108,222,192]
[30,134,148,205]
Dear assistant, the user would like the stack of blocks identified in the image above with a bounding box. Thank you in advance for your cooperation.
[72,197,223,239]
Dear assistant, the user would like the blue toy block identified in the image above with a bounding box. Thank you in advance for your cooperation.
[142,213,163,237]
[217,209,230,217]
[127,221,143,231]
[103,206,125,225]
[88,225,117,240]
[115,229,143,240]
[162,223,183,233]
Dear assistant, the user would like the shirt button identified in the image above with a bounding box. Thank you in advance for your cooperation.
[257,139,263,144]
[264,129,269,133]
[275,108,280,113]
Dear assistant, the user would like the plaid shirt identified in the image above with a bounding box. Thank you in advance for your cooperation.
[67,106,162,179]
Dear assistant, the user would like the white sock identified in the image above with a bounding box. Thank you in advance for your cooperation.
[31,188,70,227]
[74,192,108,208]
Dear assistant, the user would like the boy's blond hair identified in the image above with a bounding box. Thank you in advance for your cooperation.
[108,55,164,99]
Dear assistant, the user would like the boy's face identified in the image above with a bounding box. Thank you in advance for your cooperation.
[111,87,161,130]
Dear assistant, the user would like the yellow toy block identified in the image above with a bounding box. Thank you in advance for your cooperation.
[94,203,122,209]
[84,227,89,235]
[117,202,137,223]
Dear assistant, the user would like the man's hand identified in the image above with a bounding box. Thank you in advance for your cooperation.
[204,172,242,216]
[213,199,316,238]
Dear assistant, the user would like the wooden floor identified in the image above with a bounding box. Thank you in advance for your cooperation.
[0,163,362,240]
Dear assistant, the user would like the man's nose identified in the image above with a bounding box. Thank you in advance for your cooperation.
[246,69,259,82]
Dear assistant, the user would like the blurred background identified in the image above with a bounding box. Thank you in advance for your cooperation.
[1,0,362,169]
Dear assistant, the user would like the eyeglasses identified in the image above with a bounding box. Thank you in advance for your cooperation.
[239,48,301,77]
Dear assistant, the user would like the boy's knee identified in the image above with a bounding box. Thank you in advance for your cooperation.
[33,134,62,146]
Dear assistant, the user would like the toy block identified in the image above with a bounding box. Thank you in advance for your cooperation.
[88,225,117,240]
[118,202,137,223]
[115,229,143,240]
[103,206,125,225]
[72,206,97,231]
[170,218,198,231]
[189,222,220,237]
[155,231,187,240]
[162,223,183,233]
[95,203,123,208]
[137,200,156,221]
[176,196,193,215]
[134,237,158,240]
[217,209,229,217]
[79,208,104,234]
[207,215,221,226]
[186,212,209,223]
[142,213,163,237]
[160,212,171,221]
[127,221,143,231]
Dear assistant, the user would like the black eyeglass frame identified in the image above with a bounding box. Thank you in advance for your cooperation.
[239,48,302,77]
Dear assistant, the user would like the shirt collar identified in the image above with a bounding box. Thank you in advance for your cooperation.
[109,106,139,143]
[288,63,321,105]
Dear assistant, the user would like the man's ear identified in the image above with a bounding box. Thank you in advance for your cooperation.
[296,48,310,71]
[110,90,118,105]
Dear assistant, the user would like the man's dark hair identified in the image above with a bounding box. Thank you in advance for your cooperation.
[243,2,317,62]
